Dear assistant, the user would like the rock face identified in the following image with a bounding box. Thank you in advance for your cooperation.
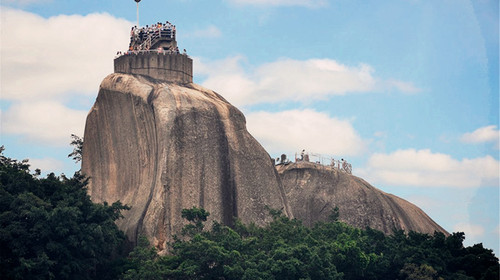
[83,72,448,253]
[277,161,447,235]
[82,73,291,252]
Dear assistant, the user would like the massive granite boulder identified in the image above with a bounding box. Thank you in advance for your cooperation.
[82,73,291,252]
[277,161,447,235]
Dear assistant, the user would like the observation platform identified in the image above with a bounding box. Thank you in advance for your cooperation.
[114,21,193,84]
[274,151,353,175]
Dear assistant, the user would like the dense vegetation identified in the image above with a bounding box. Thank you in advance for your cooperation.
[0,148,128,279]
[122,207,499,280]
[0,148,498,279]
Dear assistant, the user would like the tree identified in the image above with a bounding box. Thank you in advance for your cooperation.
[121,236,174,280]
[180,207,210,237]
[68,134,84,163]
[119,206,499,280]
[328,206,340,222]
[0,148,129,279]
[399,263,442,280]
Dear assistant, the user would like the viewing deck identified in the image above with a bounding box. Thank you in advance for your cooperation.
[114,21,192,84]
[274,151,353,175]
[129,22,178,52]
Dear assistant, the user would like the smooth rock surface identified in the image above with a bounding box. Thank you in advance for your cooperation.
[82,73,291,253]
[277,161,447,235]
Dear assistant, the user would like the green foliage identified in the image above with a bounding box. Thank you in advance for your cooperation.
[120,207,500,280]
[121,236,175,280]
[328,206,340,222]
[180,207,210,237]
[68,134,84,163]
[399,263,442,280]
[0,148,129,280]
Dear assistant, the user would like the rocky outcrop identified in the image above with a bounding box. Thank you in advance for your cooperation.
[277,161,447,235]
[82,72,448,254]
[82,73,291,253]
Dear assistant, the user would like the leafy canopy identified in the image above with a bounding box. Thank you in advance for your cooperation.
[122,207,499,280]
[0,147,129,280]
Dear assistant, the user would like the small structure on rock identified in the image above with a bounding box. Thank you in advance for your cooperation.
[276,161,448,235]
[114,21,193,84]
[294,151,353,174]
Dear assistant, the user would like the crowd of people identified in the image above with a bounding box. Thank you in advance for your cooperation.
[129,21,176,51]
[115,21,188,57]
[330,158,352,174]
[116,47,185,57]
[275,150,353,174]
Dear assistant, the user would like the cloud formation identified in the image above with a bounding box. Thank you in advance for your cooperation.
[228,0,328,8]
[195,56,420,107]
[246,109,366,157]
[357,149,500,188]
[1,8,131,101]
[1,8,131,145]
[1,101,87,146]
[461,125,499,148]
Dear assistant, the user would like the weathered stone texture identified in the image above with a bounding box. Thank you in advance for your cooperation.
[82,72,448,254]
[277,161,447,235]
[82,73,291,253]
[114,53,193,84]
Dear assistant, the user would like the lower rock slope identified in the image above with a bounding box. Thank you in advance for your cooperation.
[277,161,447,235]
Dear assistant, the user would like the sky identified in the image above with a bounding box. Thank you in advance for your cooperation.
[1,0,498,255]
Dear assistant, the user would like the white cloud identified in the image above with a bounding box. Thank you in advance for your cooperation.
[461,125,499,148]
[0,8,131,145]
[196,56,420,107]
[357,149,500,188]
[246,109,366,157]
[29,157,65,173]
[453,222,485,239]
[1,101,87,146]
[228,0,328,8]
[187,25,222,38]
[0,8,131,101]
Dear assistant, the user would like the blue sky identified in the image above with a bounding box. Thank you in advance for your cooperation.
[1,0,498,254]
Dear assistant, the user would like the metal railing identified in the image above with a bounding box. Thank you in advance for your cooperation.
[131,26,176,51]
[293,151,353,174]
[115,49,189,59]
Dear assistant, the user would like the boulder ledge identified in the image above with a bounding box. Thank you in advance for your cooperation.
[277,161,447,235]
